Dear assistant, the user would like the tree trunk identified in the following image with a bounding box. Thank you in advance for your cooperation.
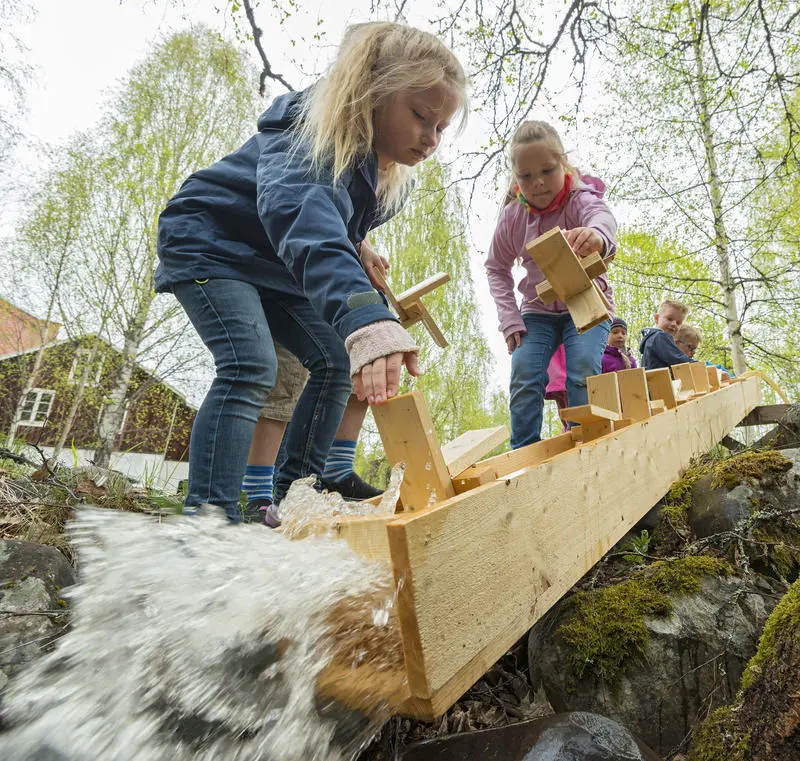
[93,296,152,468]
[52,339,102,460]
[693,4,748,375]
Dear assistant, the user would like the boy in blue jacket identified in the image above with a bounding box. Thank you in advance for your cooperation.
[640,299,695,370]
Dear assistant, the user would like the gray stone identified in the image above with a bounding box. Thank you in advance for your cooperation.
[689,474,754,538]
[0,540,74,692]
[529,575,781,756]
[398,712,659,761]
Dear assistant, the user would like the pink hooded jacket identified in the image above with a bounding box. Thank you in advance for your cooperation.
[485,176,617,340]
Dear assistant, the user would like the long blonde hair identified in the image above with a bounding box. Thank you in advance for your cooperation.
[294,22,468,213]
[502,120,576,207]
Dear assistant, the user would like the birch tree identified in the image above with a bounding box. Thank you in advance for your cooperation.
[598,0,800,376]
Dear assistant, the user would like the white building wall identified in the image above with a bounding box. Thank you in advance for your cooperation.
[35,446,188,493]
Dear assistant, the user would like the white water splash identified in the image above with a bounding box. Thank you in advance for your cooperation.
[0,503,399,761]
[279,464,405,540]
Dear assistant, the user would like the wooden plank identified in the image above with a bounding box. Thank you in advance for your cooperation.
[386,377,761,715]
[649,400,666,413]
[524,227,587,297]
[402,299,448,348]
[456,433,574,482]
[441,425,509,477]
[535,253,606,304]
[646,368,677,410]
[617,367,651,422]
[560,404,621,423]
[571,419,614,443]
[565,286,611,334]
[587,372,621,416]
[396,272,450,308]
[738,404,791,427]
[671,362,696,393]
[372,391,455,511]
[690,362,711,393]
[452,466,495,495]
[707,365,721,390]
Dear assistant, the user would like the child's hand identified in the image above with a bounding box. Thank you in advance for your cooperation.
[358,238,390,290]
[506,331,524,354]
[563,227,604,256]
[345,320,420,405]
[354,351,421,405]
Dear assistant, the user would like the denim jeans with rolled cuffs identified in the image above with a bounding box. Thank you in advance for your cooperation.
[510,312,610,449]
[173,278,351,521]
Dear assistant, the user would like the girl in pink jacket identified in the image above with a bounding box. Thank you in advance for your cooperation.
[485,121,617,448]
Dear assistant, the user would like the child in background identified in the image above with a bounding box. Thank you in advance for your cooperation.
[639,300,695,370]
[602,316,637,373]
[674,324,700,359]
[485,121,617,448]
[156,22,468,522]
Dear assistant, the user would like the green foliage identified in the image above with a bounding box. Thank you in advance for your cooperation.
[560,556,730,691]
[612,230,731,370]
[620,529,651,564]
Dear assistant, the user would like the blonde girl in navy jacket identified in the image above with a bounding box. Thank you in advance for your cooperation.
[156,22,467,519]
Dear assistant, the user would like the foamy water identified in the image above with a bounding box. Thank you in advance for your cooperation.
[0,481,404,761]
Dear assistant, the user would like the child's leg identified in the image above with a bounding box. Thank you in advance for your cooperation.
[243,343,308,508]
[563,317,611,407]
[509,313,560,449]
[173,279,277,521]
[263,293,352,504]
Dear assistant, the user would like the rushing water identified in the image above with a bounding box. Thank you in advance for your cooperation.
[0,475,406,761]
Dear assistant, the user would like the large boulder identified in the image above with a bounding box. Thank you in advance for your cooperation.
[528,561,781,756]
[0,541,74,693]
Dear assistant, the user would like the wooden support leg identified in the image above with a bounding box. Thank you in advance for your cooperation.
[371,391,455,511]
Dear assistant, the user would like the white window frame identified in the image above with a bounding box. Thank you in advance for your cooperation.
[18,388,56,427]
[68,348,104,384]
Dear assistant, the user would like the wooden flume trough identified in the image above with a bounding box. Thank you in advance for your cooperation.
[301,368,764,719]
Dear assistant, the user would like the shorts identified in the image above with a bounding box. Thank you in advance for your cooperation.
[259,343,309,422]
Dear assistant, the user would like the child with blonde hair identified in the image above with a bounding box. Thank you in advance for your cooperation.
[485,120,617,448]
[156,22,468,521]
[675,324,701,359]
[640,299,696,370]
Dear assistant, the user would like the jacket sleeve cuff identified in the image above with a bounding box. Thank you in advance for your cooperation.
[345,320,420,378]
[502,320,526,341]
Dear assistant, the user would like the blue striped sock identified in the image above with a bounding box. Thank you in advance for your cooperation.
[322,439,357,483]
[242,464,274,502]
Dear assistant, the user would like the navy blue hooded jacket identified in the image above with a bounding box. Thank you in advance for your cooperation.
[155,89,398,342]
[639,327,694,370]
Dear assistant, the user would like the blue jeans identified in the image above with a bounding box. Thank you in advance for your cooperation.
[173,279,352,519]
[510,312,610,449]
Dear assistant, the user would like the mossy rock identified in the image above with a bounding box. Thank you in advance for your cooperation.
[557,556,730,692]
[687,578,800,761]
[711,450,792,491]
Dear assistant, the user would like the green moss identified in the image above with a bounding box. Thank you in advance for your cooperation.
[560,556,730,690]
[741,577,800,692]
[661,463,708,526]
[711,450,792,490]
[751,524,800,579]
[687,705,750,761]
